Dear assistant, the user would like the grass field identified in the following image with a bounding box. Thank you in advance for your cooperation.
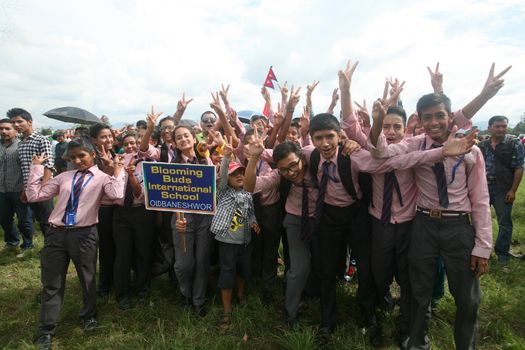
[1,186,525,350]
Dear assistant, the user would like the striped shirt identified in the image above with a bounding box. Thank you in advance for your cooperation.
[0,138,23,192]
[18,132,54,185]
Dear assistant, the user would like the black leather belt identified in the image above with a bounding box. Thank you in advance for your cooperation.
[49,224,97,231]
[416,207,469,219]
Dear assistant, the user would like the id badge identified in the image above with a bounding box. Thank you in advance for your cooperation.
[65,211,77,226]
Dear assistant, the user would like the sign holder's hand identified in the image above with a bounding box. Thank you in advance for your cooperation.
[176,212,187,252]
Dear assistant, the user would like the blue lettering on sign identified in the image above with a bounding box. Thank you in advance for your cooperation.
[142,162,216,215]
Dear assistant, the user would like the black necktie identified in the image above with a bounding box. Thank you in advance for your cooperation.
[300,180,311,241]
[431,144,449,208]
[62,170,87,224]
[314,160,333,226]
[124,175,134,208]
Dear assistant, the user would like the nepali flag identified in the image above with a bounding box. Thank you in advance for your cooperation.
[263,66,278,117]
[263,66,278,89]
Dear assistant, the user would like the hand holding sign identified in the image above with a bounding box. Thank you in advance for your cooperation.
[176,212,187,252]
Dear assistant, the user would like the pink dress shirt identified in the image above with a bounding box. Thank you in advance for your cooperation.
[371,134,492,259]
[114,153,145,207]
[26,164,125,227]
[253,169,318,217]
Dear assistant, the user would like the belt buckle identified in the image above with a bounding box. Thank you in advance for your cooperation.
[429,209,442,219]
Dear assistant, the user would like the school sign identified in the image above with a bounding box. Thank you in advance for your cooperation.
[142,162,216,214]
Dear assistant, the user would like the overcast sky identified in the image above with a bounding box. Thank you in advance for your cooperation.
[0,0,523,130]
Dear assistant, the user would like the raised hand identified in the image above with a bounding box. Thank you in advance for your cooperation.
[427,62,443,93]
[248,127,266,158]
[125,164,136,175]
[219,84,230,103]
[355,99,370,128]
[147,105,163,128]
[261,86,271,102]
[209,92,223,114]
[278,81,289,102]
[210,129,225,147]
[273,111,284,128]
[442,126,478,157]
[331,88,340,105]
[223,135,234,157]
[372,99,387,123]
[176,93,193,113]
[481,63,512,99]
[385,80,405,107]
[98,146,112,166]
[32,153,50,165]
[306,80,319,97]
[338,59,359,89]
[300,106,310,136]
[286,85,301,111]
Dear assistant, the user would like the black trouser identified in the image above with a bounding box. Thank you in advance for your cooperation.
[251,202,282,290]
[39,226,98,335]
[29,199,54,236]
[371,217,412,336]
[312,201,375,330]
[97,205,115,293]
[407,213,480,350]
[113,206,155,302]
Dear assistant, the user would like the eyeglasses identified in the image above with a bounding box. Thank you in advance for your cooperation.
[278,160,301,175]
[201,118,216,124]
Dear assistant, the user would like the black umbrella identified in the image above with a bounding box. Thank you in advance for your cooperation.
[43,107,101,125]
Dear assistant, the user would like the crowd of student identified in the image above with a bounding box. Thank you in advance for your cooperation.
[0,60,519,350]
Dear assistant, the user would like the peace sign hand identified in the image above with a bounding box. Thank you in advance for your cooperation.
[32,153,50,165]
[209,92,223,114]
[219,84,230,103]
[261,86,271,103]
[247,128,266,158]
[278,81,289,101]
[427,62,443,93]
[147,105,163,128]
[300,106,310,137]
[331,88,340,104]
[286,85,301,111]
[306,80,319,97]
[176,93,193,112]
[372,99,387,122]
[223,135,234,157]
[338,59,359,89]
[481,63,512,99]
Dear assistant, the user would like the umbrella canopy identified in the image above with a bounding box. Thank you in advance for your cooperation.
[178,119,198,127]
[43,107,100,125]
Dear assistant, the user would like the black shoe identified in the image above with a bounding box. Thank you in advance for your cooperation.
[315,326,333,346]
[181,297,193,310]
[36,334,52,350]
[193,304,208,318]
[83,317,99,332]
[117,298,133,310]
[399,334,410,350]
[367,324,383,348]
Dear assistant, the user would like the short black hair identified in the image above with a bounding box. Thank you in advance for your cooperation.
[89,123,111,139]
[136,120,147,129]
[309,113,340,136]
[158,116,176,127]
[67,137,95,154]
[250,115,268,124]
[200,111,217,121]
[273,141,303,164]
[386,106,407,124]
[7,108,32,121]
[0,118,14,125]
[488,115,509,126]
[416,93,452,117]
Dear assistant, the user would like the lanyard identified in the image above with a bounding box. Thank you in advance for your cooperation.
[70,171,94,210]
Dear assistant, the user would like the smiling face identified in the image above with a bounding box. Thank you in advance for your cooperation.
[122,135,137,154]
[93,128,114,151]
[286,126,300,144]
[419,103,451,144]
[311,129,339,159]
[382,114,405,144]
[276,152,305,184]
[160,119,175,143]
[68,147,96,171]
[174,126,195,152]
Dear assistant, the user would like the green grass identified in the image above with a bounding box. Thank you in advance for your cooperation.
[1,185,525,349]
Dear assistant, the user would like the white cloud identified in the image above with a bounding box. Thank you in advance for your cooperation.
[0,0,523,130]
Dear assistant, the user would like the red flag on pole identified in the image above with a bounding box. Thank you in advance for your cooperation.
[262,66,277,117]
[263,66,278,89]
